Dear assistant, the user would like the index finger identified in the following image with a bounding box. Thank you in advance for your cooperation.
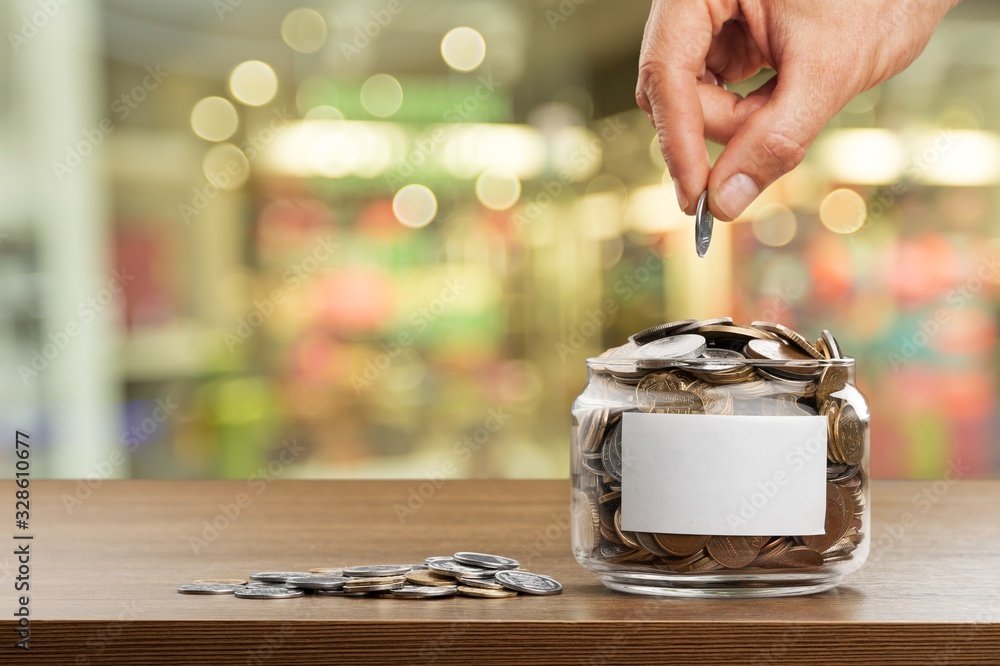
[636,0,714,214]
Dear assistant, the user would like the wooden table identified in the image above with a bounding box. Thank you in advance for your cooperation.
[4,479,999,664]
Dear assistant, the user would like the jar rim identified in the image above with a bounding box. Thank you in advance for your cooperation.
[585,356,856,370]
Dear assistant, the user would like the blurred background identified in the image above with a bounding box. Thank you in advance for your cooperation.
[1,0,997,480]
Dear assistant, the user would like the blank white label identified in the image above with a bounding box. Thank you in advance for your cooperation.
[621,413,827,536]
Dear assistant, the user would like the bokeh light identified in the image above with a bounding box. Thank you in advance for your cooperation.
[360,74,403,118]
[475,169,521,210]
[820,188,867,234]
[392,185,438,228]
[751,203,798,247]
[190,96,239,141]
[281,8,328,53]
[202,143,250,190]
[228,60,278,107]
[819,129,904,184]
[303,105,344,121]
[440,27,486,72]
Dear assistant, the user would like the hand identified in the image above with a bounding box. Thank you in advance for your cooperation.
[637,0,958,221]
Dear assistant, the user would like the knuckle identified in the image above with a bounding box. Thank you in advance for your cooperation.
[758,128,808,175]
[637,60,665,90]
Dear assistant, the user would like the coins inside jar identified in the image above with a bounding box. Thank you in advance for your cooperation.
[574,320,869,573]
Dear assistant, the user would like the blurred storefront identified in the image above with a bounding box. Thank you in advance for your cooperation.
[2,0,998,479]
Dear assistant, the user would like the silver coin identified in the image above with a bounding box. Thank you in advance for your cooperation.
[494,570,563,595]
[285,576,350,590]
[244,582,288,588]
[695,189,714,258]
[249,571,312,583]
[342,580,405,592]
[423,556,453,565]
[632,334,707,361]
[315,589,373,597]
[342,565,412,577]
[592,341,642,374]
[601,421,623,482]
[456,576,505,590]
[385,585,458,598]
[453,552,520,570]
[176,583,242,595]
[630,319,698,345]
[235,586,304,599]
[427,558,496,579]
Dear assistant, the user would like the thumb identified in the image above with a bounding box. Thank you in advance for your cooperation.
[708,66,840,221]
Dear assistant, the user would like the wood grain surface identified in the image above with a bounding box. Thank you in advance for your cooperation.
[1,479,998,664]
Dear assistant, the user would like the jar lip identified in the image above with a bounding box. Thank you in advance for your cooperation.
[585,356,856,370]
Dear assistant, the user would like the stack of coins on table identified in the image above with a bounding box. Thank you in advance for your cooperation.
[177,552,563,599]
[572,318,868,573]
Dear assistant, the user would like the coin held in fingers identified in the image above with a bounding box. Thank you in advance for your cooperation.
[695,190,714,258]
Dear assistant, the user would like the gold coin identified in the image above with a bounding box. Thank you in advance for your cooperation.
[405,570,456,587]
[192,578,247,585]
[801,483,848,552]
[457,585,518,598]
[816,364,850,403]
[706,535,764,569]
[675,555,722,573]
[599,490,621,504]
[698,324,778,342]
[306,568,343,576]
[822,400,844,462]
[613,508,642,550]
[751,537,793,568]
[636,371,685,400]
[653,533,709,557]
[835,403,865,465]
[780,546,824,568]
[750,321,824,359]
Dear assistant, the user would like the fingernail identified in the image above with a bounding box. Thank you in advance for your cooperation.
[672,178,689,212]
[714,173,759,219]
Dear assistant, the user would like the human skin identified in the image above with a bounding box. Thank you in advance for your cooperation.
[636,0,961,221]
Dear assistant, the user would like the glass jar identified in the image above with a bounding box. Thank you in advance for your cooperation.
[570,327,870,598]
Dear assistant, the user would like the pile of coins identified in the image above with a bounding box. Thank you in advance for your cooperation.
[573,318,868,573]
[177,552,562,600]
